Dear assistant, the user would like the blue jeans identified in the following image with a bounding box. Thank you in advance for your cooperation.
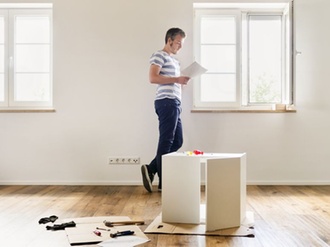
[149,98,183,189]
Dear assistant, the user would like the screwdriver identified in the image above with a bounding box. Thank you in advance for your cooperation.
[110,230,134,238]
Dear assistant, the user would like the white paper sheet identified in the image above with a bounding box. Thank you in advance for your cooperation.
[97,235,150,247]
[181,61,207,78]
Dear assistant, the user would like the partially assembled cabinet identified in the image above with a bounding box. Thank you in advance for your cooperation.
[162,152,246,231]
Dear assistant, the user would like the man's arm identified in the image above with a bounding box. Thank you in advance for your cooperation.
[149,64,190,85]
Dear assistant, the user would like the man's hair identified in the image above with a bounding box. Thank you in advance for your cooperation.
[165,28,186,44]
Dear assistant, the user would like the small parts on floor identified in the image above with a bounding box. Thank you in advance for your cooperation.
[46,221,76,231]
[39,215,76,231]
[38,215,58,224]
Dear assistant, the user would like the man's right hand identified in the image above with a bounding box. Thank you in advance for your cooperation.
[177,76,190,85]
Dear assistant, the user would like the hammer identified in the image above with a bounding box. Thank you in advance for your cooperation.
[103,220,144,227]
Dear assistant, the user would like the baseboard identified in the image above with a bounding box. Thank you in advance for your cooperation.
[1,180,330,186]
[247,180,330,185]
[0,180,145,186]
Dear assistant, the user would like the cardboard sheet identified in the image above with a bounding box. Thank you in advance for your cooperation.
[144,211,254,237]
[63,216,149,245]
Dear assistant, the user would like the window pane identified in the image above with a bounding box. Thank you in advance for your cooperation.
[16,44,50,72]
[201,16,236,44]
[249,15,282,103]
[0,17,4,43]
[16,16,50,43]
[201,45,236,73]
[0,44,3,100]
[0,16,4,73]
[15,73,50,101]
[0,16,4,102]
[201,74,236,102]
[0,75,4,101]
[0,45,4,73]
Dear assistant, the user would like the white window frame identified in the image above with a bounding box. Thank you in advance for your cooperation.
[0,4,53,110]
[0,9,8,107]
[194,9,241,109]
[193,1,294,111]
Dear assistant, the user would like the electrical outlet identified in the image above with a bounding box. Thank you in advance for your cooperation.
[108,156,140,165]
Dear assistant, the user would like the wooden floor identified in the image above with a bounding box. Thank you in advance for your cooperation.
[0,185,330,247]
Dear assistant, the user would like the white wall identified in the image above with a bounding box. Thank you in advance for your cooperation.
[0,0,329,185]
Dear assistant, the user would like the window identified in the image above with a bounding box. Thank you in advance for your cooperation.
[193,2,294,111]
[0,4,53,110]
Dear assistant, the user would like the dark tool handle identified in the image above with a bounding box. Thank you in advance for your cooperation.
[110,230,134,238]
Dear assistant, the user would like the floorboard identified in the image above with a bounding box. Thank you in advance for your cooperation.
[0,185,329,247]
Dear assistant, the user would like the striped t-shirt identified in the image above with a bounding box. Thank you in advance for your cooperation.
[149,50,181,102]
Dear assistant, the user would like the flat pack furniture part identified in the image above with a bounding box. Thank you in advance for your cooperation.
[162,152,246,231]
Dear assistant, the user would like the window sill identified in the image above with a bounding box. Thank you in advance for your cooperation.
[191,109,296,113]
[0,108,56,113]
[191,105,297,113]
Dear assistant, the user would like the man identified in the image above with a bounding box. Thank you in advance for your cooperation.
[141,28,190,193]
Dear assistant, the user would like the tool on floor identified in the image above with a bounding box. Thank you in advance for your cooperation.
[103,220,144,227]
[93,230,101,236]
[96,227,111,231]
[46,221,76,231]
[110,230,134,238]
[38,215,58,224]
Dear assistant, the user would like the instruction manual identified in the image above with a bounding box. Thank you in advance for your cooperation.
[181,61,207,78]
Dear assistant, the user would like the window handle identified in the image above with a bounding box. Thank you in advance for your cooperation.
[295,50,302,56]
[9,56,13,68]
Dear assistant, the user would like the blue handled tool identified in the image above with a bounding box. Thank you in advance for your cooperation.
[110,230,134,238]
